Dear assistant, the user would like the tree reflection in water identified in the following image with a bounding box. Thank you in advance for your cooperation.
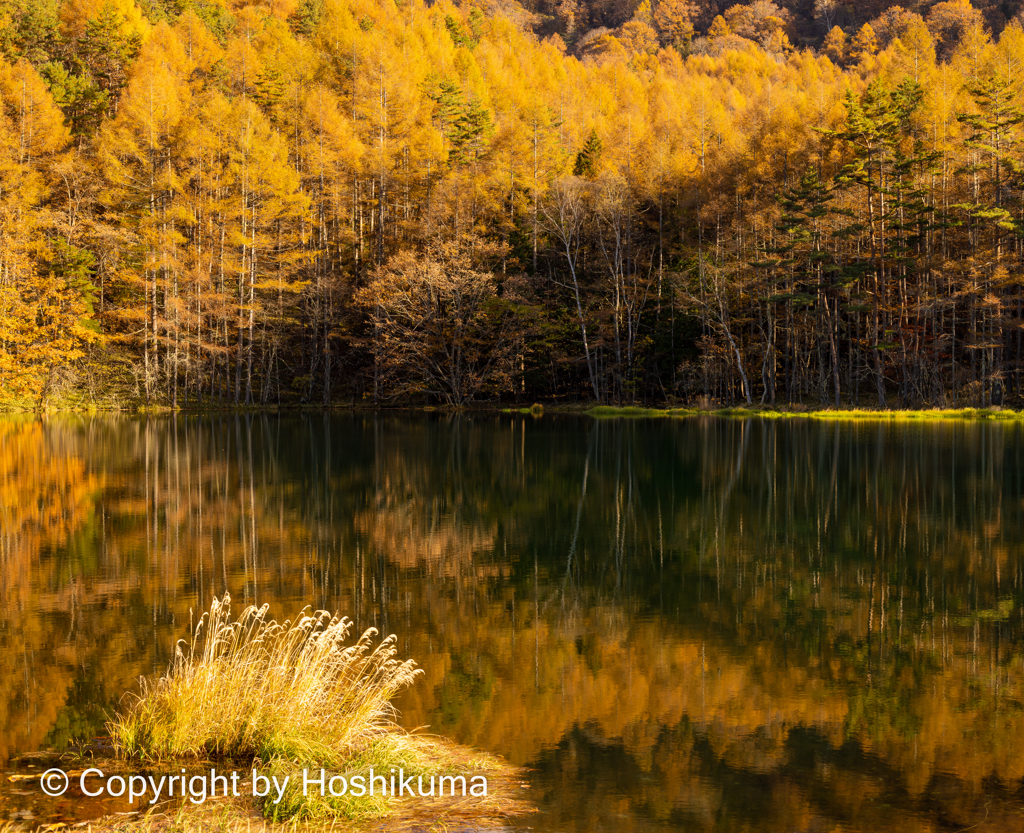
[1,413,1023,831]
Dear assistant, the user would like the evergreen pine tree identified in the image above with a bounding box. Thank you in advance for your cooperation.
[572,128,602,178]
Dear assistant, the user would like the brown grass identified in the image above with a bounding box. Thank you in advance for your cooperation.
[104,597,532,825]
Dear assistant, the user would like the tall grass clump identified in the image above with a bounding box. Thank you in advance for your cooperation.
[110,595,422,768]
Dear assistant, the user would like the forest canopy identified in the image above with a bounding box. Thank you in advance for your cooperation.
[1,0,1023,408]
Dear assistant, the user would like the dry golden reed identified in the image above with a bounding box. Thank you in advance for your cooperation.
[109,594,423,768]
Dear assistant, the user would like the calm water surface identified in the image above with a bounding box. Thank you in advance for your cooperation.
[2,413,1024,831]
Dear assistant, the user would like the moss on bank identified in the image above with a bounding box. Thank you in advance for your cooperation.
[585,405,697,418]
[6,382,1022,420]
[582,405,1024,421]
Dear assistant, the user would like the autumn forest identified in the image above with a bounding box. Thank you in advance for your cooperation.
[2,0,1024,408]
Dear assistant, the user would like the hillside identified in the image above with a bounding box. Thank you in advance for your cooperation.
[509,0,1023,54]
[1,0,1023,408]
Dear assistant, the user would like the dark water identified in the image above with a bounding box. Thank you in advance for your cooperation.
[2,413,1024,831]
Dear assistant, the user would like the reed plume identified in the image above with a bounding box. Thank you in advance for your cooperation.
[110,594,422,768]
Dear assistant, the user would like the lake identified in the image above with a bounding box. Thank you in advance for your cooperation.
[2,413,1024,831]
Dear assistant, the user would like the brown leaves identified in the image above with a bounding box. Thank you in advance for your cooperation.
[356,238,524,406]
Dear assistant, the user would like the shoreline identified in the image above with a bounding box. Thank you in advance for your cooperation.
[3,401,1024,421]
[27,752,532,833]
[578,405,1024,421]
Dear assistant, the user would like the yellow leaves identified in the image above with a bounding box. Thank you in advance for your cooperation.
[617,20,659,57]
[0,57,85,400]
[850,23,878,63]
[302,84,364,176]
[0,0,1017,410]
[823,26,846,65]
[244,0,302,18]
[653,0,696,47]
[708,14,731,41]
[580,31,629,64]
[886,16,937,82]
[107,31,192,157]
[95,28,193,226]
[723,0,790,52]
[929,0,988,66]
[59,0,151,42]
[194,95,306,236]
[993,19,1024,81]
[0,57,71,164]
[172,10,225,77]
[223,22,264,94]
[0,218,95,399]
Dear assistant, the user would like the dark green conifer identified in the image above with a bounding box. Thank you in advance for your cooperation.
[572,129,602,178]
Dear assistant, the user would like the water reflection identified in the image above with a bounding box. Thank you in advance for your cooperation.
[1,414,1024,831]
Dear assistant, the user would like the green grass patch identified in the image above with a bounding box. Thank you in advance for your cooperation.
[501,404,545,415]
[580,405,1024,422]
[585,405,671,418]
[712,407,761,417]
[797,407,1024,421]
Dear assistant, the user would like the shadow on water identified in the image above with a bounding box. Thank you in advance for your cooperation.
[2,413,1024,830]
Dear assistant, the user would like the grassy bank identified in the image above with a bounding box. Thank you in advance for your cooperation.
[9,378,1023,420]
[107,596,528,827]
[583,405,1024,421]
